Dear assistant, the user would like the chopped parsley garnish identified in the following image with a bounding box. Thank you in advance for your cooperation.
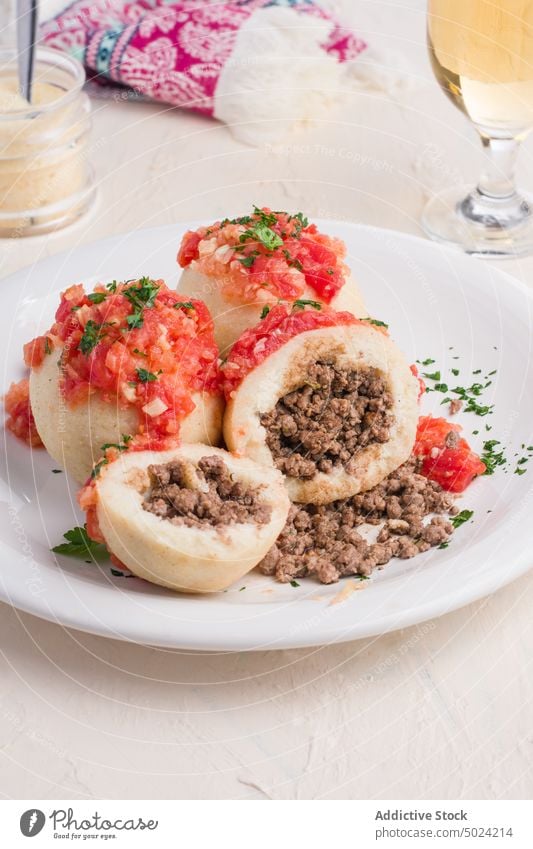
[136,368,161,383]
[123,277,160,330]
[423,370,441,381]
[173,301,195,310]
[434,383,448,393]
[451,509,474,529]
[282,249,303,271]
[515,468,527,475]
[293,299,322,311]
[237,254,257,268]
[106,280,118,293]
[253,206,278,226]
[260,305,270,319]
[361,317,389,328]
[44,337,52,355]
[79,320,112,355]
[481,439,506,475]
[88,291,107,304]
[133,348,147,357]
[417,358,435,366]
[91,458,109,479]
[438,542,449,549]
[51,469,62,474]
[451,368,460,376]
[100,435,132,453]
[52,525,107,559]
[290,580,300,587]
[240,221,283,252]
[290,212,309,228]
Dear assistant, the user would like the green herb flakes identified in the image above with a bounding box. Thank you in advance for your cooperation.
[136,368,161,383]
[361,317,389,328]
[293,299,322,311]
[451,509,474,529]
[88,291,107,304]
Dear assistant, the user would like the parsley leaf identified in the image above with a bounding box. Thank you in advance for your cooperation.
[91,458,109,479]
[79,320,111,355]
[173,301,195,310]
[293,299,322,311]
[260,305,270,319]
[88,291,107,304]
[451,509,474,529]
[237,255,256,268]
[52,525,107,559]
[136,368,161,383]
[361,317,389,329]
[123,277,160,331]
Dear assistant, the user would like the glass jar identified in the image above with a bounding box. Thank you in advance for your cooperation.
[0,46,96,237]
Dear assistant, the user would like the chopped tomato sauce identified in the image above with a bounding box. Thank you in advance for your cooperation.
[4,379,43,447]
[24,278,220,445]
[222,304,363,400]
[414,415,485,493]
[177,208,349,305]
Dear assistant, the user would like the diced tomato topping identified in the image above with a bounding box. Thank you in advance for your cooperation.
[414,415,485,493]
[4,379,43,447]
[85,505,105,544]
[177,208,349,304]
[177,230,202,267]
[23,336,52,369]
[21,279,220,446]
[222,304,364,400]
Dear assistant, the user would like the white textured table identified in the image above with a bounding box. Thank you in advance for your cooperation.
[1,0,533,800]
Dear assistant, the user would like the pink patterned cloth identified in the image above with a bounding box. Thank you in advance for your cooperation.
[41,0,366,118]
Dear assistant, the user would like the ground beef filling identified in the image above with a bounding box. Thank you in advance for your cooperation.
[259,457,458,584]
[260,363,393,479]
[143,456,272,528]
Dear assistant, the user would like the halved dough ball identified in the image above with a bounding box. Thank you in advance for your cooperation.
[178,267,366,355]
[224,324,419,504]
[29,350,223,483]
[93,444,290,593]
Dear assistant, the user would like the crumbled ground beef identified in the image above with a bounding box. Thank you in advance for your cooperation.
[260,362,393,479]
[258,457,458,584]
[143,456,272,528]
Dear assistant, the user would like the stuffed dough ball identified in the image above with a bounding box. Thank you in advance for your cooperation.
[79,444,290,593]
[26,278,223,483]
[177,207,366,355]
[223,304,419,505]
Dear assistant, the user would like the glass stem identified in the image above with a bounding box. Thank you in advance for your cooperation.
[459,135,531,229]
[477,136,520,201]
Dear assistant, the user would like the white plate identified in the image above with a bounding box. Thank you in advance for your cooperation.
[2,222,533,650]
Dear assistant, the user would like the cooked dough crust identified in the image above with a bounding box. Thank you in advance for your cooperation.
[178,266,366,354]
[29,350,223,483]
[94,444,290,593]
[223,324,419,504]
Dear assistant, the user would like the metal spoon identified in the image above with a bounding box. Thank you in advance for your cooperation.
[16,0,39,103]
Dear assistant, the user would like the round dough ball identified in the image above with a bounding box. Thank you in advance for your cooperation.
[178,266,366,355]
[29,350,223,483]
[224,323,419,504]
[94,444,290,593]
